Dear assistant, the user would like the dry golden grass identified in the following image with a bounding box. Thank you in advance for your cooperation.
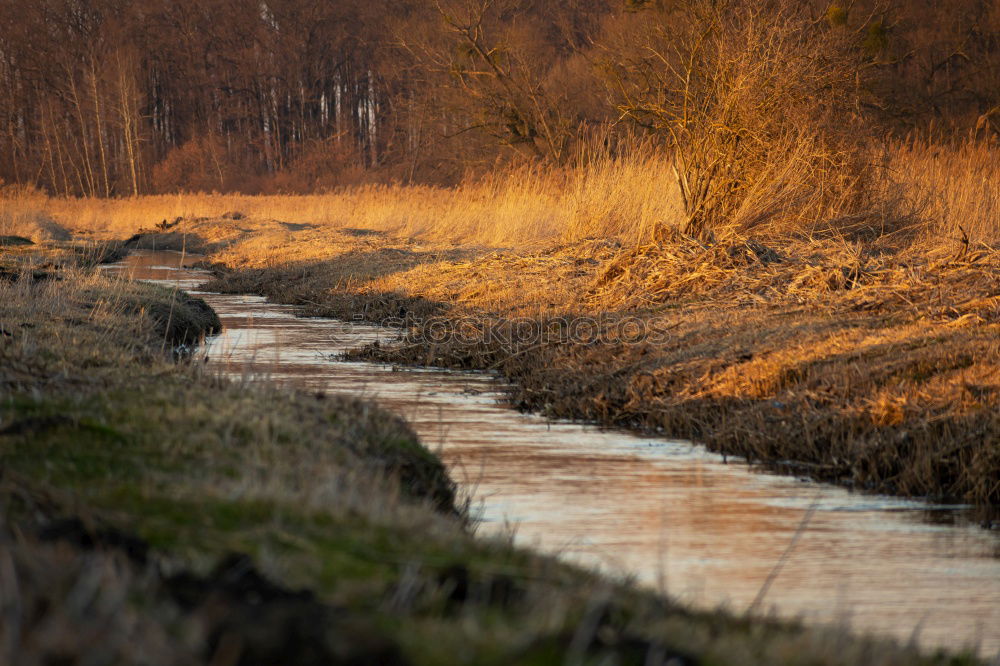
[3,139,997,249]
[0,148,683,247]
[195,210,1000,506]
[165,140,999,508]
[889,138,1000,246]
[335,237,1000,505]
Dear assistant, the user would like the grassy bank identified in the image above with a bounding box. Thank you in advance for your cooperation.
[3,246,982,664]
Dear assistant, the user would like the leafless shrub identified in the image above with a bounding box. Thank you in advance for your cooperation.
[602,0,882,240]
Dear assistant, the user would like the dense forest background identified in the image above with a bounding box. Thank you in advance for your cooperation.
[1,0,998,196]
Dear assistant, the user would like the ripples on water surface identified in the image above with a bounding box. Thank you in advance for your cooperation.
[107,251,1000,658]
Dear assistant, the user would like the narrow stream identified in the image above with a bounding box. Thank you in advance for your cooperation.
[107,250,1000,658]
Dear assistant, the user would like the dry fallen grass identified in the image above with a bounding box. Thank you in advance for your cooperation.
[3,139,999,509]
[204,228,1000,506]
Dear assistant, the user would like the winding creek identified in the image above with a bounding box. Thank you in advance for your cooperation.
[107,250,1000,658]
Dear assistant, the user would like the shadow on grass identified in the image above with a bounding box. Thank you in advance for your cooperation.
[203,246,487,321]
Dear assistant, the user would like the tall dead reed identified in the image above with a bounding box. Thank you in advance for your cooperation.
[1,139,997,252]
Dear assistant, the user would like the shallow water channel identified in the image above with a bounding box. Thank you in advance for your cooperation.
[107,250,1000,657]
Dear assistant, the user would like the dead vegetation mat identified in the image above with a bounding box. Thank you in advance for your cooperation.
[331,235,1000,508]
[191,219,1000,507]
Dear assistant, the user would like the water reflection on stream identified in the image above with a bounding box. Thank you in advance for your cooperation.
[107,250,1000,657]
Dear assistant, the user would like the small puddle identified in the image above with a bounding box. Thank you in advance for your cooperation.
[106,250,1000,657]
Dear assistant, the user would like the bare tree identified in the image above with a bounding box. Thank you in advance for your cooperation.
[398,0,582,163]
